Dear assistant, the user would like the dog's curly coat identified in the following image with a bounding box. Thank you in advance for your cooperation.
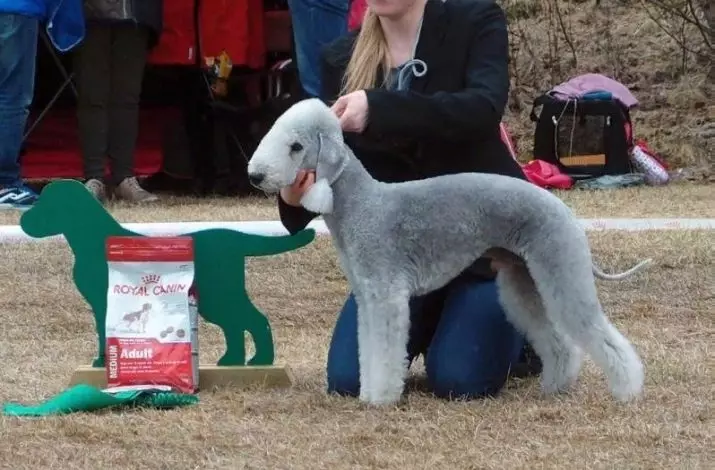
[247,98,647,406]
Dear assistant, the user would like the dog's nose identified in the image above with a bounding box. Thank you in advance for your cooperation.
[248,173,265,187]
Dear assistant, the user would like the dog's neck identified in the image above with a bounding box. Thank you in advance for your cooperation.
[336,144,379,191]
[321,148,379,229]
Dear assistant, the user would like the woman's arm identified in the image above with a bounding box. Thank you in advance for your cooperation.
[363,1,509,141]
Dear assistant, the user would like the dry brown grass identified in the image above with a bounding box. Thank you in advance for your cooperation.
[0,182,712,228]
[0,203,713,468]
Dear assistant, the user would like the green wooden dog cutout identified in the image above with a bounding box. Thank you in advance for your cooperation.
[20,180,315,369]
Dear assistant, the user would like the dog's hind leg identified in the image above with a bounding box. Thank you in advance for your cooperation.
[353,284,412,406]
[496,265,583,396]
[527,258,645,402]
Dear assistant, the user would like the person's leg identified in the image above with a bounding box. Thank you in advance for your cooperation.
[108,24,157,203]
[425,278,526,399]
[326,290,443,396]
[287,0,349,98]
[73,23,112,201]
[0,14,39,208]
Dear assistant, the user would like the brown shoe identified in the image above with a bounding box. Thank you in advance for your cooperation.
[114,177,159,203]
[84,178,107,202]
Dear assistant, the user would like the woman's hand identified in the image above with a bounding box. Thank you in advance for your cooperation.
[280,170,316,207]
[331,90,369,133]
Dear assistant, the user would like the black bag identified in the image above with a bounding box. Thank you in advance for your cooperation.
[530,93,635,179]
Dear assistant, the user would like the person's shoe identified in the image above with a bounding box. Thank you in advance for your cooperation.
[511,342,543,378]
[84,178,107,202]
[114,176,159,203]
[0,184,38,210]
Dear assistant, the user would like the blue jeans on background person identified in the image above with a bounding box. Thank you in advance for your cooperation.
[0,14,39,208]
[287,0,350,98]
[327,278,528,400]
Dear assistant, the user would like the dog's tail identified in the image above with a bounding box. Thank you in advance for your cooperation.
[592,258,653,281]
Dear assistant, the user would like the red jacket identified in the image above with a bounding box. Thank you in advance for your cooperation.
[348,0,367,31]
[147,0,265,69]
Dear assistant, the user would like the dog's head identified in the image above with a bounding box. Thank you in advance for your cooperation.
[246,98,347,214]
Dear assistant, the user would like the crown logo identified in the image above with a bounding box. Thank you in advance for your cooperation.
[141,274,161,285]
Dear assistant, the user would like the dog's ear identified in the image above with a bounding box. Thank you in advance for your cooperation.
[301,133,346,214]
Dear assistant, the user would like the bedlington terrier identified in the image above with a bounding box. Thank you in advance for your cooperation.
[246,98,648,407]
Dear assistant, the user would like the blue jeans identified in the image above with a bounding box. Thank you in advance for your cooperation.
[287,0,349,97]
[0,14,38,186]
[327,278,527,399]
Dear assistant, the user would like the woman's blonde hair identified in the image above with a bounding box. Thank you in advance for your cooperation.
[340,9,390,96]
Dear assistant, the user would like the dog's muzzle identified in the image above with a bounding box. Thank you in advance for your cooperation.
[247,172,266,189]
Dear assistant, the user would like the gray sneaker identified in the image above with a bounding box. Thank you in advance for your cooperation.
[114,177,159,203]
[84,178,107,202]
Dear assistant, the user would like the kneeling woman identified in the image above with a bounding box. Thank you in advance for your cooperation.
[277,0,541,399]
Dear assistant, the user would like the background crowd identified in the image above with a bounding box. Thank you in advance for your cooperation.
[0,0,351,209]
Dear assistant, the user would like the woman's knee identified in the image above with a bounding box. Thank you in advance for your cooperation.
[325,291,431,396]
[425,279,525,399]
[427,348,514,399]
[428,364,510,399]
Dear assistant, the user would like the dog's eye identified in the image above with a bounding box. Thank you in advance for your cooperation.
[290,142,303,153]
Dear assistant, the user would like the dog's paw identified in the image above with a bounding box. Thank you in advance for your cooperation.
[360,382,404,407]
[360,393,402,407]
[359,383,400,407]
[610,357,645,403]
[540,367,575,396]
[550,348,583,393]
[540,367,579,396]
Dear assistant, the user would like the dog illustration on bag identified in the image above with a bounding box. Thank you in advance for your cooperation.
[121,303,152,333]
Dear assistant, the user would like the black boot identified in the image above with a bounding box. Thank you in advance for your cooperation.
[511,342,542,378]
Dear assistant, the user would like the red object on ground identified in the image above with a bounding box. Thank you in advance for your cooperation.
[147,0,266,69]
[21,107,172,180]
[521,160,574,189]
[497,122,573,189]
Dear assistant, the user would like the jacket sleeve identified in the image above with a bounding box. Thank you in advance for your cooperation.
[363,2,509,141]
[277,197,320,235]
[45,0,86,52]
[275,47,343,235]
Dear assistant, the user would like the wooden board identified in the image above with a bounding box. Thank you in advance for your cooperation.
[70,364,294,391]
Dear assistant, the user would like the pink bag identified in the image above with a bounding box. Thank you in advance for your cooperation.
[522,160,574,190]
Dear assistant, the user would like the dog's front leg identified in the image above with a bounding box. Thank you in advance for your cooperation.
[355,288,411,406]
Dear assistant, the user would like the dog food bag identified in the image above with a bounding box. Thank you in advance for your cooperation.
[105,236,199,394]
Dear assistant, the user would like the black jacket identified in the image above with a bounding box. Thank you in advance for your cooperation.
[83,0,163,47]
[278,0,526,281]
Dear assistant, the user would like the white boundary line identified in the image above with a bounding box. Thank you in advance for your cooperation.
[0,218,713,245]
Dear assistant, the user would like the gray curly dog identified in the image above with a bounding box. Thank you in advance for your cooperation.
[247,98,648,406]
